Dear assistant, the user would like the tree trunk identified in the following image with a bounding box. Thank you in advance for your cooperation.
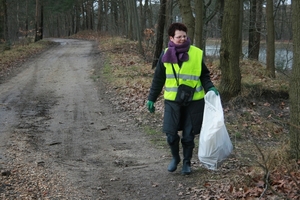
[111,0,118,34]
[80,0,86,30]
[248,0,257,59]
[73,0,80,33]
[194,0,204,49]
[239,0,243,58]
[86,0,92,30]
[70,9,75,35]
[104,0,108,31]
[131,0,144,56]
[252,0,262,60]
[164,0,173,47]
[152,0,167,69]
[217,0,225,31]
[0,1,2,40]
[25,0,29,38]
[219,0,241,101]
[97,0,102,31]
[34,0,42,42]
[3,0,10,50]
[119,1,126,35]
[125,0,133,40]
[41,5,43,39]
[147,1,154,28]
[290,0,300,159]
[56,16,60,37]
[266,0,276,78]
[178,0,195,43]
[144,0,150,30]
[34,0,44,42]
[202,0,222,56]
[139,0,145,38]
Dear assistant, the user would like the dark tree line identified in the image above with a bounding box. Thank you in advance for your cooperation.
[0,1,293,46]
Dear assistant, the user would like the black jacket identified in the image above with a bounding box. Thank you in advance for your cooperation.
[147,49,215,135]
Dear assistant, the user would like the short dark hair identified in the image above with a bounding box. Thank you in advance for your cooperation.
[168,23,188,37]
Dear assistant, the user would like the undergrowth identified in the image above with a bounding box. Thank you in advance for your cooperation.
[96,35,298,199]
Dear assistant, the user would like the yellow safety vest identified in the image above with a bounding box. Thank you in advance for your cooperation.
[163,46,205,101]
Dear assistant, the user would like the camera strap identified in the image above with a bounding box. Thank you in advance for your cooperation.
[171,64,180,86]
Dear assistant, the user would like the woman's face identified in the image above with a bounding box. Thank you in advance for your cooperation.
[170,30,187,45]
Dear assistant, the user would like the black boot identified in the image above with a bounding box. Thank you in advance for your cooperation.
[182,146,193,175]
[167,139,181,172]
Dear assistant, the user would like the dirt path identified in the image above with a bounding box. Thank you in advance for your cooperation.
[0,39,203,199]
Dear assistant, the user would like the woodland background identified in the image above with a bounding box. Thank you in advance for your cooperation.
[1,0,300,198]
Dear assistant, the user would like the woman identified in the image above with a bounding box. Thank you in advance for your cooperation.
[146,23,218,175]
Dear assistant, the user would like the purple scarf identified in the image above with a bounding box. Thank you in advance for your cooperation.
[161,37,191,63]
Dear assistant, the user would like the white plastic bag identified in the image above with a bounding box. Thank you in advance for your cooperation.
[198,91,233,170]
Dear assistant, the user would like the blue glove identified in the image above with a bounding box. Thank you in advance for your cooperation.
[209,87,219,95]
[146,100,155,113]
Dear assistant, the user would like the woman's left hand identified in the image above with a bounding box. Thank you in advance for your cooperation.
[209,87,219,95]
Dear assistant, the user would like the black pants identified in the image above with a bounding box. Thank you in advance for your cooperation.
[163,99,204,147]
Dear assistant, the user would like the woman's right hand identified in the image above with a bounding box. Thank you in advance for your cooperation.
[146,100,155,113]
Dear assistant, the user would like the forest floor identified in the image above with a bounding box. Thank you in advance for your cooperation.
[0,32,299,199]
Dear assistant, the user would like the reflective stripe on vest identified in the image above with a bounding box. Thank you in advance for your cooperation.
[163,46,205,101]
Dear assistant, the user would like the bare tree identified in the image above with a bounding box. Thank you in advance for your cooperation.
[131,0,144,56]
[219,0,242,101]
[97,0,102,31]
[202,0,223,55]
[2,0,10,49]
[266,0,276,77]
[86,0,93,30]
[119,1,126,35]
[152,0,167,68]
[34,0,42,42]
[125,0,133,39]
[75,0,81,33]
[25,0,29,38]
[111,0,119,34]
[248,0,257,59]
[290,0,300,159]
[0,1,3,41]
[248,0,263,60]
[139,0,146,38]
[164,0,173,47]
[194,0,204,49]
[177,0,195,43]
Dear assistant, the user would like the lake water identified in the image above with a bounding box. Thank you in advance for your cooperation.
[205,45,293,69]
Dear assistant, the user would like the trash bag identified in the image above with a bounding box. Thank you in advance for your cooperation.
[198,91,233,170]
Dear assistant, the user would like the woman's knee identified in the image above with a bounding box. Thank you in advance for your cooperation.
[166,133,180,145]
[181,136,195,147]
